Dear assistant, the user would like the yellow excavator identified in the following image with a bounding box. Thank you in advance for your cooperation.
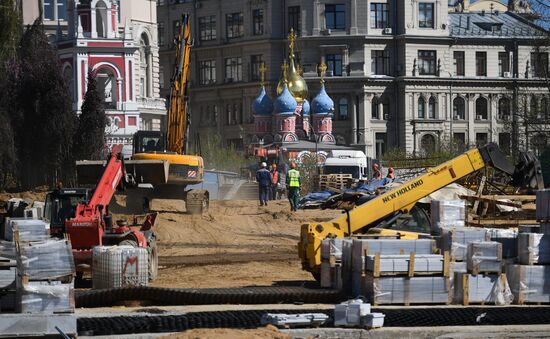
[298,143,544,277]
[77,14,208,214]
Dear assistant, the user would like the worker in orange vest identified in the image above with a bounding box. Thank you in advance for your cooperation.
[269,163,279,200]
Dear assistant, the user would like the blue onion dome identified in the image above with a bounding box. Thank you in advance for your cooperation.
[302,99,311,116]
[311,84,334,115]
[274,83,297,114]
[253,86,274,116]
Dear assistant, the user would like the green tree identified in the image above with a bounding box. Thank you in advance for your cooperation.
[74,70,108,160]
[0,1,21,188]
[15,20,76,189]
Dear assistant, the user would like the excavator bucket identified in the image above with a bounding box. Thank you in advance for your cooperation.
[76,160,169,186]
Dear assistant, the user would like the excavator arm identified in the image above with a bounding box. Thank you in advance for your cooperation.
[298,143,544,273]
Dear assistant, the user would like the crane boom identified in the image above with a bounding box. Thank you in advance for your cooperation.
[298,143,544,273]
[167,14,192,155]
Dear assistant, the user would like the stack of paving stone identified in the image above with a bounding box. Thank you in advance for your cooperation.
[320,238,352,289]
[15,238,75,313]
[507,189,550,304]
[343,238,452,305]
[0,243,16,312]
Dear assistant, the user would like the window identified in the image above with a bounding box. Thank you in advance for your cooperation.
[530,95,539,117]
[453,97,465,120]
[226,13,244,39]
[325,4,345,30]
[372,97,380,119]
[531,52,549,78]
[225,57,242,82]
[382,101,389,120]
[96,68,117,109]
[157,0,165,5]
[532,134,548,156]
[251,55,263,81]
[288,6,301,34]
[199,16,216,41]
[418,3,434,28]
[421,134,436,155]
[499,52,510,77]
[370,3,389,29]
[418,96,426,118]
[498,97,510,120]
[453,133,466,152]
[428,96,436,119]
[199,60,216,85]
[372,50,390,75]
[542,97,549,119]
[338,98,348,120]
[253,9,264,35]
[375,133,387,158]
[476,133,488,147]
[326,54,343,76]
[476,97,488,120]
[499,133,511,154]
[158,22,165,47]
[418,50,436,75]
[453,51,464,76]
[476,52,487,76]
[43,0,67,20]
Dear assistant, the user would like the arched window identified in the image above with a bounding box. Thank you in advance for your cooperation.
[96,67,117,109]
[428,96,436,119]
[530,95,539,117]
[418,96,425,119]
[421,134,436,155]
[338,97,348,120]
[476,97,488,120]
[95,0,107,38]
[541,97,549,119]
[498,97,510,120]
[372,97,379,119]
[139,33,151,98]
[453,97,465,120]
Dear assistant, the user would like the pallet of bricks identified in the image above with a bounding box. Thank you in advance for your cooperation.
[507,189,550,305]
[434,200,514,305]
[317,174,353,191]
[0,215,77,336]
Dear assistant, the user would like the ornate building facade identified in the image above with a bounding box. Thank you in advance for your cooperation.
[21,0,165,156]
[158,0,549,159]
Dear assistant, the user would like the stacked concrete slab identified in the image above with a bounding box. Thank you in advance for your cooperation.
[507,189,550,304]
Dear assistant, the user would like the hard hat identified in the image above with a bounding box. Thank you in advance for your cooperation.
[261,162,267,168]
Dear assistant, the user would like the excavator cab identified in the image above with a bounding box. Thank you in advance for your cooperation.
[133,131,168,154]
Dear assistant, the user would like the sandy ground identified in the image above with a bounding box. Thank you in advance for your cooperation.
[162,325,290,339]
[150,199,340,288]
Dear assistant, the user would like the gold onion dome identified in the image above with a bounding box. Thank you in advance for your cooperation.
[276,29,308,104]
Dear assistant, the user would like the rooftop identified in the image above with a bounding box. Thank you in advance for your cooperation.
[449,11,547,37]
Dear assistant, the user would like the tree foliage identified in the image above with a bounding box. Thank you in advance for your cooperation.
[192,134,252,173]
[74,70,107,160]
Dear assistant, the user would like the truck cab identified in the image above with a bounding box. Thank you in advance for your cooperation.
[322,150,376,180]
[44,188,91,236]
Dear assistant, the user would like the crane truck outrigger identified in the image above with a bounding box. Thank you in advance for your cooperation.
[298,143,544,277]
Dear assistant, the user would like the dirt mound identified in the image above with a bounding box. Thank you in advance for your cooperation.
[163,325,290,339]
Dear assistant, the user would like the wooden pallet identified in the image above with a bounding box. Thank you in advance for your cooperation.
[317,174,353,190]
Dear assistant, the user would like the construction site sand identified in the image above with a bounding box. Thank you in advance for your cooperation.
[163,325,290,339]
[150,199,341,288]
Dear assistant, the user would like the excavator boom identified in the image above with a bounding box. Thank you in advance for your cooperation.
[298,143,544,273]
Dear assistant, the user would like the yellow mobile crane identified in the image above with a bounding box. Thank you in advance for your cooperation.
[298,143,544,276]
[130,14,208,214]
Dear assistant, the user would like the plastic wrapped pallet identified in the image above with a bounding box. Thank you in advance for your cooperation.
[519,225,540,233]
[365,254,445,276]
[92,246,149,289]
[431,200,466,235]
[4,218,49,242]
[321,238,344,262]
[517,233,550,265]
[17,240,75,280]
[439,227,489,261]
[507,264,550,304]
[320,262,342,289]
[467,241,502,275]
[454,273,512,305]
[341,238,353,291]
[0,241,16,260]
[16,280,74,313]
[487,228,518,258]
[350,238,435,296]
[363,275,451,305]
[536,189,550,221]
[0,267,16,289]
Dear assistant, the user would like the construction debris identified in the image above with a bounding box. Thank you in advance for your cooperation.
[260,313,329,328]
[334,299,385,328]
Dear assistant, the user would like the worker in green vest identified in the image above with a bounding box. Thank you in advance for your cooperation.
[286,162,301,212]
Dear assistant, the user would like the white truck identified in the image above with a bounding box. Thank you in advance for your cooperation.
[322,150,377,180]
